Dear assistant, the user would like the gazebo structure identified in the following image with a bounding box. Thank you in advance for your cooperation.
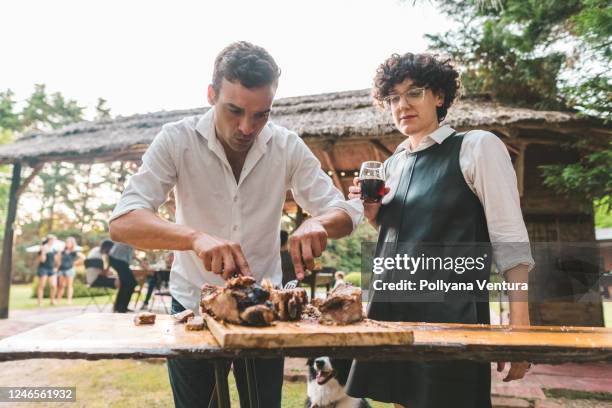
[0,89,609,324]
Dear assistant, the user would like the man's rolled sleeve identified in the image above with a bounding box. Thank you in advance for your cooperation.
[110,126,178,222]
[288,135,363,230]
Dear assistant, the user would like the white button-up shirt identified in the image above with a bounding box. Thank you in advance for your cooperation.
[384,125,535,274]
[110,107,363,312]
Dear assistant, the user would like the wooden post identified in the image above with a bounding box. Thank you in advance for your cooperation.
[0,162,22,319]
[515,143,526,198]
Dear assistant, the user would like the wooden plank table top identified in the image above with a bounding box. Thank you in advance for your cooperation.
[202,314,414,349]
[0,313,610,363]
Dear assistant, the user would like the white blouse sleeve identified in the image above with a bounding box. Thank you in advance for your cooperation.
[460,130,535,275]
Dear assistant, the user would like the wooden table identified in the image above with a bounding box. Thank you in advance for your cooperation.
[0,314,610,407]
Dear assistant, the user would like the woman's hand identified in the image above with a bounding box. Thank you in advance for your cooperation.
[348,177,389,227]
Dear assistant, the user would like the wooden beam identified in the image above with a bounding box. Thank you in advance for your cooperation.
[371,143,384,163]
[320,149,345,196]
[0,162,22,319]
[370,140,393,157]
[15,163,43,199]
[504,142,521,156]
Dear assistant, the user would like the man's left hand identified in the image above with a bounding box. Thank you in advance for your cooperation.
[289,219,328,280]
[496,361,530,382]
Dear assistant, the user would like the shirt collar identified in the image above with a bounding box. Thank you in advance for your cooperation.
[195,106,272,154]
[430,124,456,143]
[397,124,456,152]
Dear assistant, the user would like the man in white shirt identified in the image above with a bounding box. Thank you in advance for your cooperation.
[109,41,362,408]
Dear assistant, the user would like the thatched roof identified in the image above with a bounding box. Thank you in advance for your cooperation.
[0,88,608,166]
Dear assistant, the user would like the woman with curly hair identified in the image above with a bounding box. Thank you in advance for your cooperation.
[346,53,534,408]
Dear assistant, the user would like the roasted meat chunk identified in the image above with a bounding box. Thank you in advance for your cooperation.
[269,288,308,321]
[133,312,156,325]
[200,276,276,326]
[316,284,364,325]
[172,309,195,323]
[185,315,206,331]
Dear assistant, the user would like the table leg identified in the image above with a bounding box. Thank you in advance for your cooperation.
[214,360,231,408]
[244,358,259,408]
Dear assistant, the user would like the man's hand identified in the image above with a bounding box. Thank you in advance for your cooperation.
[191,232,251,279]
[289,219,328,280]
[496,361,530,382]
[347,177,389,227]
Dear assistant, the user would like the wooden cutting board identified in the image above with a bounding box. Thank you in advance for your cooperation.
[202,314,413,349]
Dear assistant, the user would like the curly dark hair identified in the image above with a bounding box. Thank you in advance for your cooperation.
[372,53,460,122]
[212,41,281,93]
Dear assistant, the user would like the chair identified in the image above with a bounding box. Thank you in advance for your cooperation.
[301,267,336,300]
[82,286,114,312]
[82,258,115,313]
[148,270,171,313]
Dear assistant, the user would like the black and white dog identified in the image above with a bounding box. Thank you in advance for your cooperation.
[305,357,371,408]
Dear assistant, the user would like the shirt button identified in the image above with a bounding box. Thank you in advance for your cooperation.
[233,225,238,231]
[233,196,238,202]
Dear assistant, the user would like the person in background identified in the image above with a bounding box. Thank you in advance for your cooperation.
[56,236,85,305]
[141,251,174,311]
[333,270,346,289]
[36,234,60,306]
[107,242,138,313]
[86,239,118,289]
[280,230,296,287]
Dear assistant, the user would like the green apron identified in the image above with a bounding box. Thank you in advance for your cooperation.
[346,133,493,408]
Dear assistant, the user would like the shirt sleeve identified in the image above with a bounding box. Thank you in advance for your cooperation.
[460,130,535,275]
[287,134,363,231]
[110,125,178,222]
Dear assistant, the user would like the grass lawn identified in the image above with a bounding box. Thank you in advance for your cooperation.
[9,283,114,310]
[31,359,392,408]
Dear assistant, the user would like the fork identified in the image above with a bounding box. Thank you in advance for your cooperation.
[283,279,298,289]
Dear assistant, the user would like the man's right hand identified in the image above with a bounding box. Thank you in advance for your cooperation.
[347,177,389,226]
[191,232,252,279]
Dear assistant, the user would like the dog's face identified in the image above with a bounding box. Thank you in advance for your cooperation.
[307,357,335,386]
[307,357,353,386]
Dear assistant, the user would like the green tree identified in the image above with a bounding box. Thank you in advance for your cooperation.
[21,84,84,131]
[95,97,112,120]
[427,0,611,211]
[321,223,379,272]
[0,90,22,132]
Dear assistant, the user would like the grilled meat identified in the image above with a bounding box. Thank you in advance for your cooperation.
[269,288,308,321]
[316,284,364,325]
[200,276,276,326]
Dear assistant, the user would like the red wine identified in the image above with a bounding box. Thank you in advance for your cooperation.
[360,178,385,203]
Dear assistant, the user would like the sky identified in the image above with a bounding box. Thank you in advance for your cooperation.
[0,0,453,119]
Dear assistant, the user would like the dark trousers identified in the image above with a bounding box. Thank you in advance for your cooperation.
[108,256,136,312]
[143,275,156,305]
[167,298,284,408]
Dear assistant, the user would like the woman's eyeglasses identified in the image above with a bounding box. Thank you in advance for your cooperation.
[383,87,427,108]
